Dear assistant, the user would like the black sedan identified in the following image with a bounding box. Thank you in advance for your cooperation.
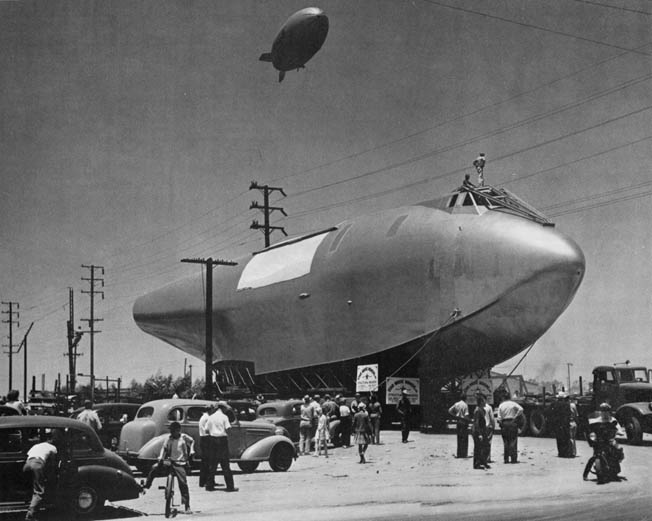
[0,416,141,516]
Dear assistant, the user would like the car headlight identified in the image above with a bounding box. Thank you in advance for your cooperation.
[275,427,290,437]
[589,432,597,441]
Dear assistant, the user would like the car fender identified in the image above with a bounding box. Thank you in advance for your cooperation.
[237,435,296,461]
[616,403,652,419]
[136,433,167,460]
[75,465,141,499]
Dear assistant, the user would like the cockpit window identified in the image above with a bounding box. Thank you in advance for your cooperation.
[447,194,458,208]
[461,193,475,206]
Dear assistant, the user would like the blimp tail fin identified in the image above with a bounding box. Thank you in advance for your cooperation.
[278,71,286,82]
[259,53,273,62]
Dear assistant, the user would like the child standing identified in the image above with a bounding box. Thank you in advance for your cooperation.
[316,408,329,457]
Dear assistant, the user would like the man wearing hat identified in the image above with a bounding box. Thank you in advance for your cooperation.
[551,391,572,457]
[396,389,412,443]
[205,402,238,492]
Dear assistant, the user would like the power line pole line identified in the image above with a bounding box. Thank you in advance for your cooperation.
[181,257,237,400]
[2,301,19,392]
[249,180,288,248]
[81,265,104,403]
[65,287,84,394]
[13,322,34,402]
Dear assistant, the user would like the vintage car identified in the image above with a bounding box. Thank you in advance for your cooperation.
[228,400,258,422]
[256,399,302,443]
[0,405,21,417]
[0,416,141,516]
[118,399,296,474]
[71,402,141,450]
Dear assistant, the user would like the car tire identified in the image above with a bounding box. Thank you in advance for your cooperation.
[528,409,546,437]
[269,443,294,472]
[624,416,643,445]
[70,482,104,516]
[237,461,260,473]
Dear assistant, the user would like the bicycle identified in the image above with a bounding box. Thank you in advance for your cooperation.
[154,458,187,518]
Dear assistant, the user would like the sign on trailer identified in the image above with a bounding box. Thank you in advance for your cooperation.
[385,377,420,405]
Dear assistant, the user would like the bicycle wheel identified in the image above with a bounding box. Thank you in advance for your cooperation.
[165,472,175,518]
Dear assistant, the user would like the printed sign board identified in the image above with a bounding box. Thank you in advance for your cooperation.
[461,369,493,406]
[356,364,379,392]
[385,377,420,405]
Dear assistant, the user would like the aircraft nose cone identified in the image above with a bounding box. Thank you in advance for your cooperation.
[445,215,585,373]
[489,218,585,344]
[133,276,206,353]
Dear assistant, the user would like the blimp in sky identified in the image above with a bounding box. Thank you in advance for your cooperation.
[259,7,329,82]
[133,184,585,425]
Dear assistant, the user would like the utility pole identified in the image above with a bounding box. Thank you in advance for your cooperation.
[81,265,104,403]
[181,257,237,400]
[65,288,84,394]
[13,322,34,402]
[2,301,19,392]
[249,181,288,248]
[567,363,573,393]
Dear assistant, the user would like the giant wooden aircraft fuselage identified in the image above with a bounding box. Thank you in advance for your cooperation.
[133,185,585,389]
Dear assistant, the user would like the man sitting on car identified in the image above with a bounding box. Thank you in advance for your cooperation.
[144,421,195,514]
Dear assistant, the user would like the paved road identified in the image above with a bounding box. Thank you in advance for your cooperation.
[4,430,652,520]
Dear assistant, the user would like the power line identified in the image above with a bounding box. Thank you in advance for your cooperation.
[422,0,652,56]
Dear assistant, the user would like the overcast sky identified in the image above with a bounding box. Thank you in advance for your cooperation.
[1,0,651,396]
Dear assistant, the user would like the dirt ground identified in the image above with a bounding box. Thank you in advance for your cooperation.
[111,429,652,521]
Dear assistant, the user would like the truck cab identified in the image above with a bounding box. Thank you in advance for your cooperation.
[592,365,652,444]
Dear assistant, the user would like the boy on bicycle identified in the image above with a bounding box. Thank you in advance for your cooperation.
[144,421,195,513]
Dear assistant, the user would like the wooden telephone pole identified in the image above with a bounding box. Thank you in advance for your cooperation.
[181,258,237,400]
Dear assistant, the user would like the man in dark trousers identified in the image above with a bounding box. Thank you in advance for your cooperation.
[472,394,489,469]
[448,393,470,458]
[205,401,238,492]
[144,421,195,513]
[198,404,216,487]
[23,431,60,520]
[551,391,572,457]
[397,389,412,443]
[497,394,524,463]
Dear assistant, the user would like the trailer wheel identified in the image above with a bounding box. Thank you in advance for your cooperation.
[529,409,546,437]
[624,416,643,445]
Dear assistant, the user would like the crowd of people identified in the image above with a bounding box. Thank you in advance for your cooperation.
[8,383,628,520]
[298,390,389,463]
[447,389,623,479]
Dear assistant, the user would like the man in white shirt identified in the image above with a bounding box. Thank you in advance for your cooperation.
[483,399,496,463]
[198,404,216,488]
[23,433,59,520]
[497,395,524,463]
[206,402,237,492]
[448,394,470,458]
